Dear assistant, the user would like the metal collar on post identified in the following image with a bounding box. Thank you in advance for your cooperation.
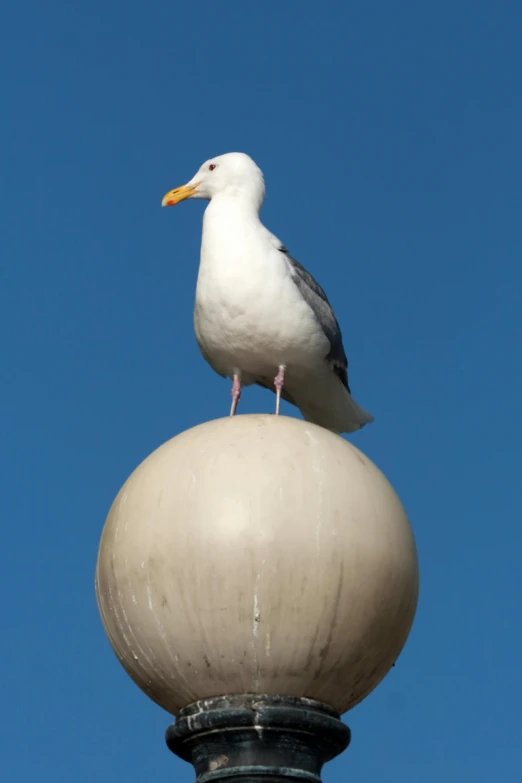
[166,694,351,783]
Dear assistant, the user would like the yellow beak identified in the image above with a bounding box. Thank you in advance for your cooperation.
[161,182,199,207]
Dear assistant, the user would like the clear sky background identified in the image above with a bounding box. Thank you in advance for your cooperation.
[1,2,521,781]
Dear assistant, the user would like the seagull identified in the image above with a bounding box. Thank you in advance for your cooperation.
[162,152,373,434]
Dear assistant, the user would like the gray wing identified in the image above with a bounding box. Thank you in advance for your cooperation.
[279,246,351,392]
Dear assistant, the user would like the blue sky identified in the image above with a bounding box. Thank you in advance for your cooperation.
[1,1,521,780]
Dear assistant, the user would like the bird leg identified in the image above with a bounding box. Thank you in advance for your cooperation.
[274,365,286,415]
[230,374,241,416]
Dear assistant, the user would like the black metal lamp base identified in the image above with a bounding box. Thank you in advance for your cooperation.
[166,694,351,783]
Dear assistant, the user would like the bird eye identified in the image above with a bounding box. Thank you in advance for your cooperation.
[208,164,216,171]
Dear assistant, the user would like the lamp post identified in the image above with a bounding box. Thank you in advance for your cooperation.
[96,414,418,782]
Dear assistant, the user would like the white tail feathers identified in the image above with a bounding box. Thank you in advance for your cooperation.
[298,389,374,435]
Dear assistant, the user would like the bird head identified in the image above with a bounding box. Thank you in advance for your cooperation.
[162,152,265,209]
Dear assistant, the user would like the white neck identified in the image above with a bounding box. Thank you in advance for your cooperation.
[203,191,263,234]
[199,192,268,275]
[209,184,263,212]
